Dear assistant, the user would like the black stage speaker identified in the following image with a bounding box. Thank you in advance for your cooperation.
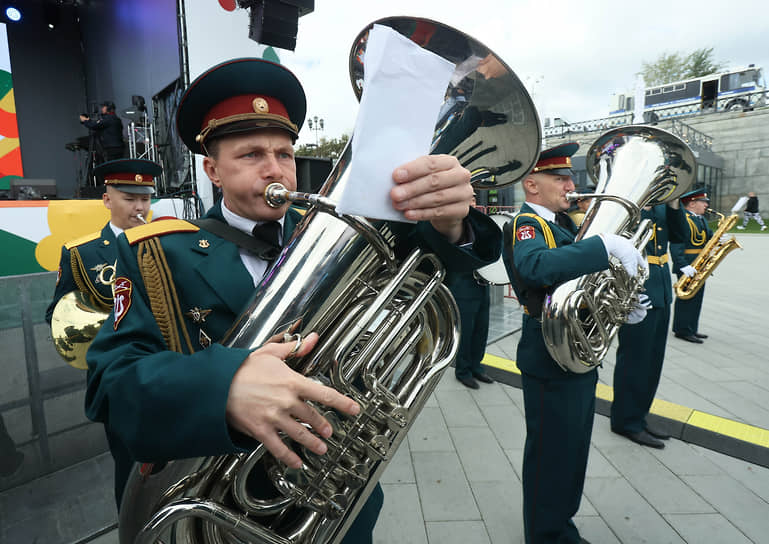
[10,178,57,199]
[239,0,314,51]
[295,156,332,194]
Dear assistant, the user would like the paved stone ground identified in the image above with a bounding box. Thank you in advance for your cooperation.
[1,235,767,544]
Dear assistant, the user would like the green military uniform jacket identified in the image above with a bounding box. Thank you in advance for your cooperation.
[46,223,118,323]
[502,202,609,379]
[85,202,501,504]
[641,205,687,307]
[670,209,713,272]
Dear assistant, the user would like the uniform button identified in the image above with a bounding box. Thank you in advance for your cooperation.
[657,227,662,231]
[657,245,662,250]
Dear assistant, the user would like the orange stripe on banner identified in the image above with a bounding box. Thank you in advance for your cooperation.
[0,109,19,138]
[0,200,50,208]
[0,146,24,177]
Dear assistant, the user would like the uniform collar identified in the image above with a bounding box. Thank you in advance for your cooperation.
[108,222,124,237]
[525,201,556,222]
[221,200,285,237]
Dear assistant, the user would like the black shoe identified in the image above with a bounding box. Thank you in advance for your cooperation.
[674,333,703,344]
[613,429,665,449]
[457,375,480,389]
[694,332,708,339]
[472,371,494,384]
[645,424,671,440]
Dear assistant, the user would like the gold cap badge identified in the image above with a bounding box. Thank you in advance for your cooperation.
[252,97,269,113]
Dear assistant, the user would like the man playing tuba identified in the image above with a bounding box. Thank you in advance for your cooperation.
[503,142,647,544]
[84,58,501,542]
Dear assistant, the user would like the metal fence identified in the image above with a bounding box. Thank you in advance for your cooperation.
[0,272,108,492]
[544,89,768,140]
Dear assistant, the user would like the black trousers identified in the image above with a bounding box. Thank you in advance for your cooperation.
[612,306,670,433]
[521,371,597,544]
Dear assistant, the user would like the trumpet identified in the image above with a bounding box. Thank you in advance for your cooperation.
[136,213,148,224]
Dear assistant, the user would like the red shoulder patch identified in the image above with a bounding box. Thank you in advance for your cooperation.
[113,277,133,330]
[516,225,536,241]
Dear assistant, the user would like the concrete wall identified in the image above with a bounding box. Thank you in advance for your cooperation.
[678,108,769,216]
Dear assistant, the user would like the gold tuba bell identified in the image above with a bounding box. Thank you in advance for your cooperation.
[673,209,742,300]
[50,261,116,369]
[117,17,541,544]
[542,125,696,373]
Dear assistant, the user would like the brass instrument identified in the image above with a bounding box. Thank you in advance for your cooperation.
[50,260,116,369]
[50,212,146,368]
[117,16,540,544]
[673,210,741,300]
[542,126,696,373]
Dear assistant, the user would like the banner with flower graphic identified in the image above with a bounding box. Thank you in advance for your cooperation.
[0,23,23,194]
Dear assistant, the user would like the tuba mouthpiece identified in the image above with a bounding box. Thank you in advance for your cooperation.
[264,182,288,208]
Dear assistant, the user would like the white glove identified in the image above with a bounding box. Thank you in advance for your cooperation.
[719,234,731,244]
[637,293,652,309]
[598,233,648,278]
[625,294,652,325]
[680,265,696,277]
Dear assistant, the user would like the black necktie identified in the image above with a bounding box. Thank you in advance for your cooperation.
[252,221,282,260]
[555,212,571,229]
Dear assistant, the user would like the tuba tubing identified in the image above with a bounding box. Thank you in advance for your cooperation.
[541,125,697,373]
[118,16,541,544]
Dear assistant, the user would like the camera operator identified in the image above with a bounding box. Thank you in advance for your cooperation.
[80,101,125,162]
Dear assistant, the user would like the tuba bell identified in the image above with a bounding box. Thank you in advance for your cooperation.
[542,125,696,373]
[118,16,540,544]
[50,261,116,369]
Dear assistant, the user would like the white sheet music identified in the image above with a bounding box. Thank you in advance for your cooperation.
[336,24,456,222]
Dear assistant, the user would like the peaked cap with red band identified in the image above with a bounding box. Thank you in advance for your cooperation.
[94,158,162,194]
[176,58,307,155]
[680,188,709,205]
[532,142,579,176]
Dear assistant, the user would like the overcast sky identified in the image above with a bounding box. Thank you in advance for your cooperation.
[279,0,768,147]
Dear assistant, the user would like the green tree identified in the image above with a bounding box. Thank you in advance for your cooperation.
[640,48,726,86]
[296,134,350,161]
[685,47,726,79]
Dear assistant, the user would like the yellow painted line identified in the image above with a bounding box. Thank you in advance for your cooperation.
[482,353,769,448]
[688,411,769,448]
[651,398,693,424]
[482,353,519,374]
[596,382,613,402]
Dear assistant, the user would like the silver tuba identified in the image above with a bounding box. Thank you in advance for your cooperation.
[542,125,696,373]
[118,16,540,544]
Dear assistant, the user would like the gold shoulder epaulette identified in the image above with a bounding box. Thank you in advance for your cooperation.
[125,219,200,245]
[64,230,101,250]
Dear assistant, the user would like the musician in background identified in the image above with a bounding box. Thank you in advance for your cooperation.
[611,202,688,449]
[670,189,717,343]
[46,159,159,324]
[447,199,496,389]
[80,101,125,162]
[503,143,646,544]
[84,58,501,541]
